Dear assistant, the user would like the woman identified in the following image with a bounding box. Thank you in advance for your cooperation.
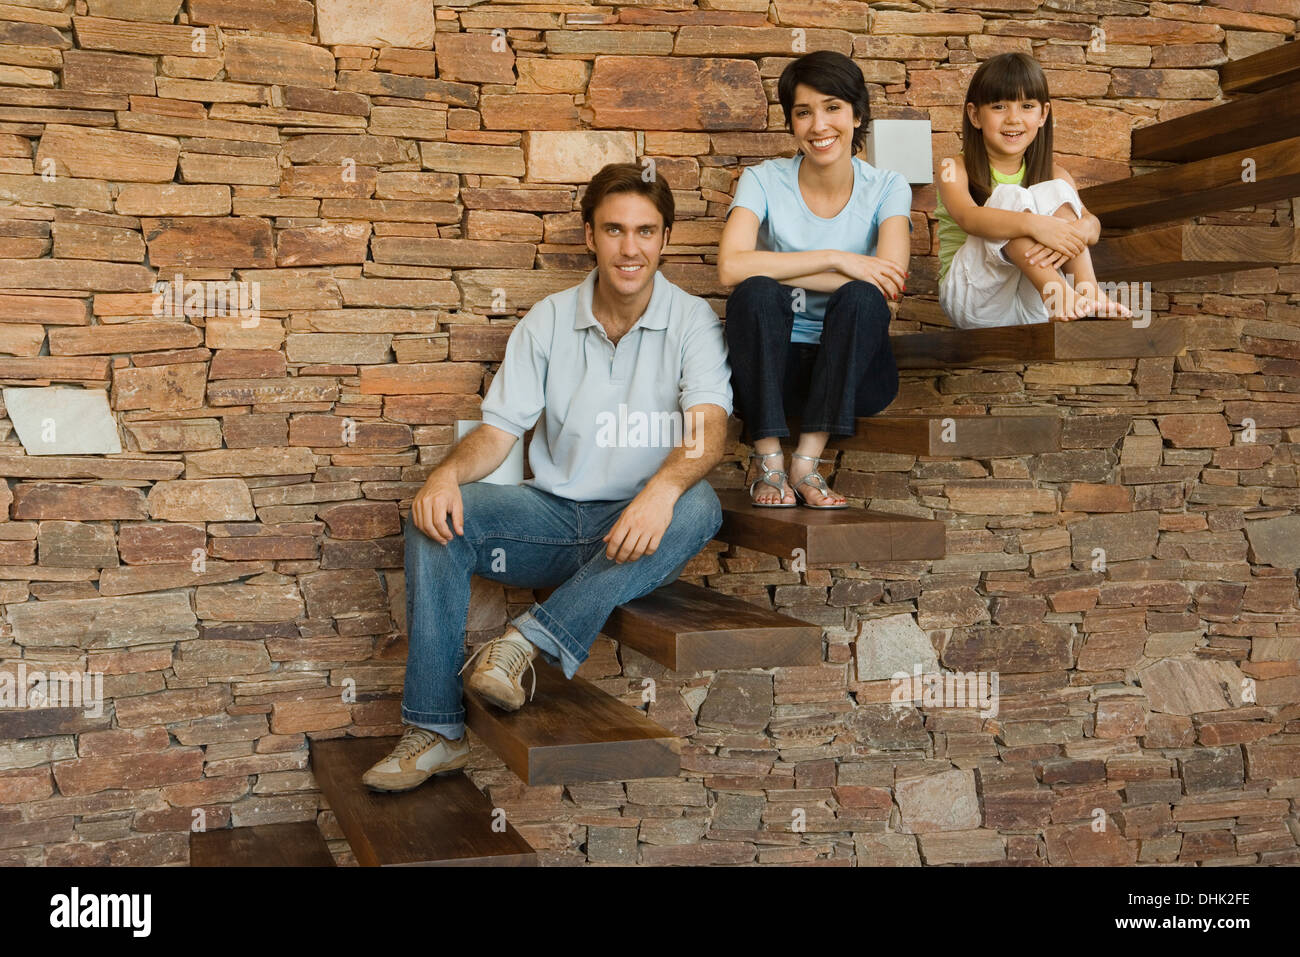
[718,50,912,508]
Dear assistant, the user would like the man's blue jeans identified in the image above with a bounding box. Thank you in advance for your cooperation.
[400,477,724,740]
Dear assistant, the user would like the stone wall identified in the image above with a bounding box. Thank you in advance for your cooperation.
[0,0,1298,866]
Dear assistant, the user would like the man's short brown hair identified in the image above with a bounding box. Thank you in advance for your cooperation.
[580,162,675,232]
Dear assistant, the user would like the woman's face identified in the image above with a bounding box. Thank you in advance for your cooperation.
[790,83,859,164]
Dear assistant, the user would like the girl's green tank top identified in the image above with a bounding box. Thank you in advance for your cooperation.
[935,159,1026,285]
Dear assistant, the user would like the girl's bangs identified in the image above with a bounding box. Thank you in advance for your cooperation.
[969,57,1049,106]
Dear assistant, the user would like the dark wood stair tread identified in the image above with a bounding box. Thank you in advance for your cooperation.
[891,317,1185,369]
[1080,136,1300,229]
[1094,225,1299,282]
[190,821,334,867]
[1131,81,1300,164]
[1220,40,1300,93]
[310,736,536,867]
[716,487,945,563]
[600,579,823,671]
[464,658,679,786]
[825,414,1063,457]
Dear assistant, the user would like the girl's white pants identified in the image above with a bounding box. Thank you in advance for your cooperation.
[939,179,1084,330]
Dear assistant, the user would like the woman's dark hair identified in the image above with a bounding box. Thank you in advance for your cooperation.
[961,52,1054,205]
[777,51,870,155]
[581,162,675,232]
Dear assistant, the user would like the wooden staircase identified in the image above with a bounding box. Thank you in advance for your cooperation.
[188,41,1300,867]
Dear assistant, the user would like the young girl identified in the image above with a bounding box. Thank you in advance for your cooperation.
[718,50,911,509]
[936,52,1129,328]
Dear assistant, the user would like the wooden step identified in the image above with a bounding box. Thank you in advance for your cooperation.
[1093,225,1299,282]
[1080,136,1300,229]
[1131,81,1300,163]
[716,487,945,563]
[190,821,334,867]
[1221,40,1300,94]
[310,736,537,867]
[824,414,1063,457]
[464,657,679,786]
[600,579,823,671]
[891,317,1185,369]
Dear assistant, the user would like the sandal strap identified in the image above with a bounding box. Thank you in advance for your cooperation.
[791,452,836,465]
[792,470,833,495]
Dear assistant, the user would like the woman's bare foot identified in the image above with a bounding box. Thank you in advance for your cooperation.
[788,453,846,507]
[747,450,795,505]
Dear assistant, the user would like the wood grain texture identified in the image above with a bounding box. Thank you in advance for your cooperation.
[715,487,945,563]
[191,821,335,867]
[1132,82,1300,163]
[601,579,823,671]
[1081,136,1300,229]
[310,736,537,867]
[464,659,680,786]
[1220,40,1300,94]
[1094,225,1298,282]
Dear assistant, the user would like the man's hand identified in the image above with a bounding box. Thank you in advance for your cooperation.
[411,472,464,545]
[603,482,677,563]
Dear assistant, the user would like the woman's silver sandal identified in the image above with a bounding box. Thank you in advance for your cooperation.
[790,452,848,509]
[748,450,796,508]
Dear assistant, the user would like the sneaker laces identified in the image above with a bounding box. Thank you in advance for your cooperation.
[459,633,537,702]
[390,727,439,761]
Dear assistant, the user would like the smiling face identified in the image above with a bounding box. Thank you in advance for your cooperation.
[584,190,669,299]
[789,82,861,165]
[967,97,1050,162]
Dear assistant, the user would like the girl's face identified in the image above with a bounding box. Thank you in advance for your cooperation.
[790,82,860,164]
[967,98,1049,158]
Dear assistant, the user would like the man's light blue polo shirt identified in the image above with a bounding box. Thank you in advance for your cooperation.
[727,153,913,345]
[479,266,733,502]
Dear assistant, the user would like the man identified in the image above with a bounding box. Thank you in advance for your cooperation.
[364,163,734,791]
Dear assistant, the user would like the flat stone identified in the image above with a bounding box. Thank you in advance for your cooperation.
[1138,658,1244,715]
[897,769,980,833]
[147,478,254,521]
[3,387,121,455]
[854,612,939,682]
[697,672,773,734]
[1245,514,1300,569]
[8,593,197,649]
[317,0,434,47]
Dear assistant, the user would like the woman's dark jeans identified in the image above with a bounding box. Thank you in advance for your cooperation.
[724,276,899,441]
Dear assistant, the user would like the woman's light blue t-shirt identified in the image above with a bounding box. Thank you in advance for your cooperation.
[726,154,913,344]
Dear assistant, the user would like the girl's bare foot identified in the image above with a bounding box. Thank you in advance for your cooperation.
[1042,278,1095,322]
[1073,280,1132,319]
[747,450,795,505]
[788,453,846,507]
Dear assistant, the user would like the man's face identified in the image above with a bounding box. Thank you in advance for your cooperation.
[584,191,670,300]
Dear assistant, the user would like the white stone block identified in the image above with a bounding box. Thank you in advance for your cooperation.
[866,118,933,185]
[4,386,121,455]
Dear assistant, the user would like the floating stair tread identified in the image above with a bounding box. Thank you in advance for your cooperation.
[1131,81,1300,163]
[826,415,1063,457]
[190,821,334,867]
[1220,40,1300,93]
[891,317,1185,370]
[601,579,823,671]
[716,488,945,563]
[464,658,679,786]
[1079,136,1300,229]
[1093,225,1299,282]
[310,736,536,867]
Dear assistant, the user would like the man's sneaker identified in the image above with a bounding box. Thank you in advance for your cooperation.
[362,725,470,793]
[461,629,538,712]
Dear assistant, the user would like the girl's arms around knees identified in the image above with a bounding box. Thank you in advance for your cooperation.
[937,154,1090,265]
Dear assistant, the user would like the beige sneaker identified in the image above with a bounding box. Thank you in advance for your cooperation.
[362,725,470,793]
[461,629,538,712]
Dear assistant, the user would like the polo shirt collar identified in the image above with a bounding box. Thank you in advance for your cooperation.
[574,266,670,333]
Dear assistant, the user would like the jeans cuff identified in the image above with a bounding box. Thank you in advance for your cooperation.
[513,606,586,679]
[401,707,465,740]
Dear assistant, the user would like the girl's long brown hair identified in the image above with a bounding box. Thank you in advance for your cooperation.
[961,52,1054,206]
